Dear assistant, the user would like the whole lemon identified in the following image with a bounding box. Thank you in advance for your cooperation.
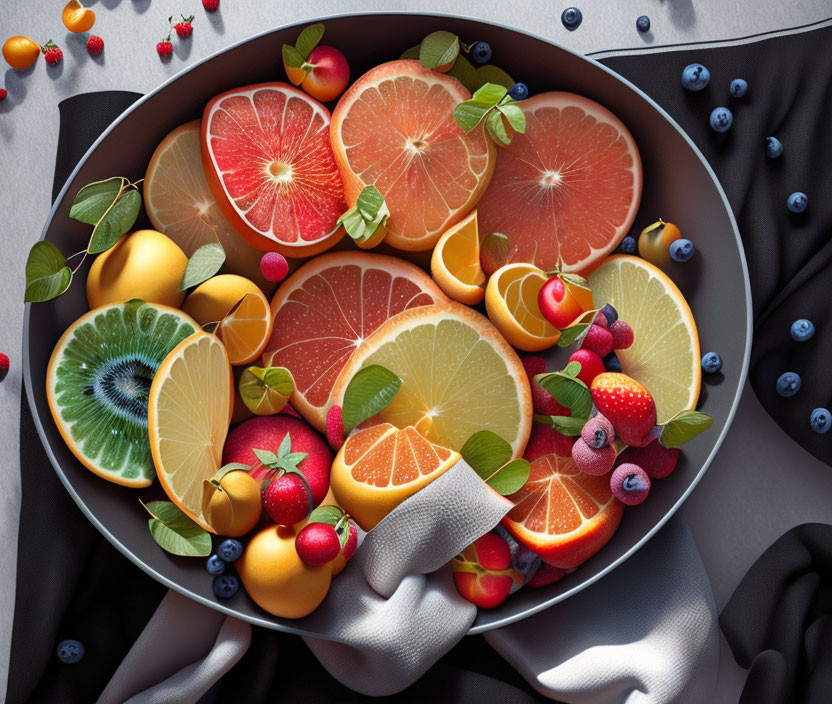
[86,230,188,309]
[203,470,262,537]
[181,274,262,326]
[236,525,332,618]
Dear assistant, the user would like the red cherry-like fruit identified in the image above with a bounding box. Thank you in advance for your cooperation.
[521,355,571,417]
[452,533,520,609]
[259,251,289,282]
[86,35,103,55]
[537,275,593,330]
[326,405,345,450]
[295,522,341,565]
[567,348,605,387]
[527,562,567,588]
[581,324,614,357]
[202,0,219,11]
[609,320,634,350]
[263,472,312,525]
[288,45,350,103]
[0,89,6,102]
[157,40,173,56]
[342,520,358,561]
[617,439,679,479]
[0,353,9,381]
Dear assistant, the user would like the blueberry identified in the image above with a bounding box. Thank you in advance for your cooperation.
[206,554,226,575]
[213,574,240,599]
[790,319,815,342]
[765,137,783,158]
[729,79,748,97]
[470,41,492,64]
[681,63,710,91]
[810,408,832,434]
[669,238,695,262]
[701,352,723,374]
[57,639,84,664]
[709,107,733,133]
[636,15,651,32]
[776,372,801,397]
[617,236,637,253]
[561,7,583,30]
[217,538,243,562]
[787,192,808,213]
[603,351,622,373]
[601,303,619,325]
[508,82,529,101]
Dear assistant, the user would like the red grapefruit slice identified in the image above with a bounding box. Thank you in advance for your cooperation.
[330,60,496,252]
[201,82,347,257]
[477,92,642,274]
[262,251,447,431]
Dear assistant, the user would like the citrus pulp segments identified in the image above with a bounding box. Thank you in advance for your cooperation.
[148,332,234,531]
[503,451,624,569]
[330,303,533,457]
[46,301,199,488]
[262,251,448,431]
[144,121,271,289]
[330,60,496,251]
[476,92,642,274]
[430,210,486,305]
[201,83,347,257]
[588,254,701,423]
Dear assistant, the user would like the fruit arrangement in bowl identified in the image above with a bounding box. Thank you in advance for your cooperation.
[24,16,749,630]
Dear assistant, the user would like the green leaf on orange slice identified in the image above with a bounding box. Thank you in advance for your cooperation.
[239,365,293,415]
[400,44,421,60]
[295,23,324,59]
[486,109,511,145]
[486,458,530,495]
[180,241,226,290]
[342,364,401,434]
[461,430,513,478]
[536,371,592,419]
[563,361,582,378]
[419,30,460,69]
[533,414,586,436]
[337,186,389,244]
[24,241,72,303]
[558,323,591,348]
[497,101,526,134]
[660,410,713,448]
[141,500,211,557]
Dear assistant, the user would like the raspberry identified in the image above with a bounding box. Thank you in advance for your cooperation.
[174,15,195,38]
[0,353,9,382]
[0,89,7,102]
[260,252,289,282]
[571,438,616,476]
[157,40,173,56]
[42,41,63,65]
[609,320,634,350]
[202,0,220,9]
[326,405,345,450]
[581,324,614,357]
[86,35,104,55]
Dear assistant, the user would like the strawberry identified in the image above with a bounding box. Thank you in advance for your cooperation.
[590,372,656,447]
[156,39,173,56]
[202,0,219,10]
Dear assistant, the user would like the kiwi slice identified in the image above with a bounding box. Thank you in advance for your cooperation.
[47,300,199,487]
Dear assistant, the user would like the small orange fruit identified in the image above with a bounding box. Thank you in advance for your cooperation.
[62,1,96,33]
[203,469,262,537]
[637,219,682,268]
[2,36,41,70]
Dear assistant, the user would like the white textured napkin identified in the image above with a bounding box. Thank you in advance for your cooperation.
[486,511,719,704]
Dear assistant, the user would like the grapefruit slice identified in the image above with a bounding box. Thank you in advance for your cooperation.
[330,60,496,251]
[330,423,460,530]
[262,251,447,431]
[502,426,624,568]
[330,303,533,457]
[476,92,642,274]
[201,83,347,257]
[144,121,270,288]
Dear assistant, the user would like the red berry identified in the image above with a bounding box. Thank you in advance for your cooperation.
[567,348,605,387]
[263,472,312,525]
[524,423,574,459]
[260,251,288,282]
[618,439,679,479]
[326,405,345,450]
[527,562,567,588]
[0,89,7,101]
[0,353,9,382]
[609,320,634,350]
[86,35,104,55]
[590,372,657,447]
[295,522,341,565]
[610,463,651,505]
[202,0,220,10]
[342,520,358,561]
[157,41,173,56]
[520,355,571,417]
[571,438,616,476]
[472,533,512,571]
[581,325,614,357]
[43,43,63,65]
[452,533,517,609]
[174,16,194,38]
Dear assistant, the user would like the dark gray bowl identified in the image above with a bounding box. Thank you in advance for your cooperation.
[23,13,751,636]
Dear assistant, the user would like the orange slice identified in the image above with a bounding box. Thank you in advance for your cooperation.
[62,1,95,33]
[430,210,486,305]
[149,332,234,531]
[330,59,496,251]
[484,263,560,351]
[330,423,460,530]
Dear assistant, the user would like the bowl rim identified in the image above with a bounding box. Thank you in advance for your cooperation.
[23,10,753,636]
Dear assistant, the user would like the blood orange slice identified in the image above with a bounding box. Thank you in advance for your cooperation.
[502,426,623,568]
[201,83,347,257]
[330,60,496,252]
[477,92,642,274]
[262,252,447,431]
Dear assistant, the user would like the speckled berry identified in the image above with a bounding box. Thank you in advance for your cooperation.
[681,63,709,91]
[86,35,104,55]
[581,324,614,357]
[790,319,815,342]
[260,251,289,282]
[616,236,636,254]
[572,437,616,476]
[610,464,651,505]
[609,320,634,350]
[617,440,679,479]
[213,574,240,599]
[710,107,733,133]
[787,192,808,213]
[581,414,615,449]
[810,408,831,434]
[508,82,529,101]
[603,351,623,373]
[729,79,748,97]
[470,41,492,64]
[669,238,695,262]
[765,137,783,158]
[601,304,618,325]
[775,372,801,398]
[57,639,84,664]
[561,7,583,30]
[701,352,723,374]
[636,15,651,32]
[217,538,243,562]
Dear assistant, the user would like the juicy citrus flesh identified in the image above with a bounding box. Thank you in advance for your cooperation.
[203,83,346,252]
[588,255,701,423]
[331,304,533,457]
[431,210,485,304]
[331,60,495,251]
[46,302,199,488]
[63,1,95,32]
[217,289,272,366]
[263,252,446,430]
[149,332,233,530]
[144,121,269,288]
[485,263,559,351]
[182,274,262,326]
[476,92,642,274]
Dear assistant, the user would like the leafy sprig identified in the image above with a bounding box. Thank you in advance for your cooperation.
[453,83,526,145]
[141,500,211,557]
[282,23,324,74]
[342,364,402,434]
[460,430,530,495]
[337,186,389,246]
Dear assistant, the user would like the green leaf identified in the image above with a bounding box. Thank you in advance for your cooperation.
[356,185,385,220]
[342,365,402,433]
[239,366,294,414]
[472,64,515,90]
[419,30,459,69]
[87,188,141,254]
[337,186,389,244]
[308,505,344,527]
[180,241,226,290]
[536,372,593,418]
[447,54,477,91]
[253,434,309,473]
[400,44,421,60]
[533,414,586,436]
[560,272,591,291]
[660,410,713,448]
[282,43,305,69]
[486,458,530,495]
[253,448,278,466]
[469,82,509,107]
[295,23,324,59]
[142,500,211,557]
[486,109,511,145]
[564,361,582,377]
[69,177,123,225]
[558,323,591,348]
[453,83,509,134]
[497,102,526,134]
[460,430,513,480]
[24,241,72,303]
